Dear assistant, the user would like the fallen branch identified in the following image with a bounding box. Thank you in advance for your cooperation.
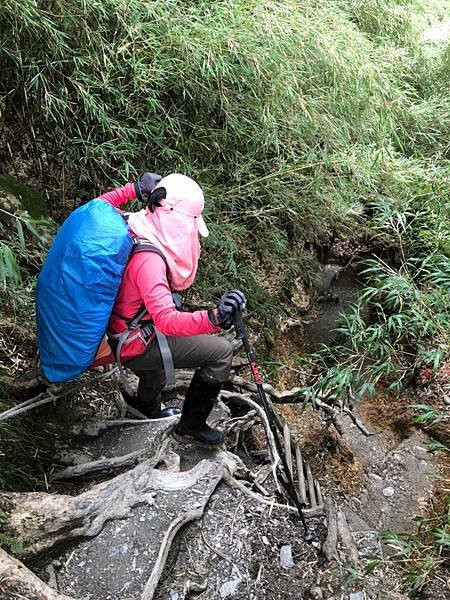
[229,374,373,437]
[230,374,304,402]
[0,368,119,422]
[322,502,339,562]
[337,510,358,566]
[225,474,323,518]
[313,398,373,437]
[342,407,373,437]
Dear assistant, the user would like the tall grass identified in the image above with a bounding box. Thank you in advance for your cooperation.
[1,0,448,316]
[301,187,450,405]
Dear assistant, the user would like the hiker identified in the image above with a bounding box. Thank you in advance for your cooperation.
[98,172,246,447]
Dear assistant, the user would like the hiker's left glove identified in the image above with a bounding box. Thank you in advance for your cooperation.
[135,172,162,202]
[208,289,246,329]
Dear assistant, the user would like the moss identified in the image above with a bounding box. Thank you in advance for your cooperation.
[0,176,47,218]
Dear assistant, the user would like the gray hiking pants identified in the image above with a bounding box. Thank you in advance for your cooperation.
[124,334,233,404]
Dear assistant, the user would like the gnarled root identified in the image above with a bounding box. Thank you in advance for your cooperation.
[1,456,235,559]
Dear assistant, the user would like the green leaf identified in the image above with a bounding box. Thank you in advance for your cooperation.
[410,404,443,425]
[15,217,25,249]
[23,220,45,247]
[427,437,450,454]
[3,245,20,283]
[363,555,381,575]
[433,528,450,548]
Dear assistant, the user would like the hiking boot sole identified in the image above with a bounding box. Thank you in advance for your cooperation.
[172,430,225,449]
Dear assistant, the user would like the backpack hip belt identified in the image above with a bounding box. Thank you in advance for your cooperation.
[107,316,176,397]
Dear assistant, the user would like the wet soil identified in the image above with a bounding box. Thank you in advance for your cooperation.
[305,265,362,350]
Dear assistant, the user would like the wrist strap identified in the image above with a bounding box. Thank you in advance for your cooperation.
[208,307,220,326]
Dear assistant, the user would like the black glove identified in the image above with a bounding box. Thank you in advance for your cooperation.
[134,172,162,203]
[208,290,246,329]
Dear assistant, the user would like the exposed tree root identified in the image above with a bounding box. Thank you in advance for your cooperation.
[0,548,76,600]
[230,374,304,402]
[337,509,359,566]
[140,455,237,599]
[53,417,178,480]
[69,417,175,437]
[0,368,119,421]
[322,502,358,565]
[221,389,281,490]
[51,442,167,481]
[0,359,351,596]
[2,454,235,560]
[322,502,339,562]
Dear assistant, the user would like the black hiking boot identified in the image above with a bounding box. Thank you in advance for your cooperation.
[173,421,225,447]
[122,389,180,419]
[173,370,224,448]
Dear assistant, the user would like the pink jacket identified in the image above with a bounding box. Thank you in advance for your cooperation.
[98,184,220,362]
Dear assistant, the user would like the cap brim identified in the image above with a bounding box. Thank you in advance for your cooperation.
[198,215,209,237]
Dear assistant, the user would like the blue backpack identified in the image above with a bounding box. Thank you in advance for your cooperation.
[36,200,133,383]
[37,198,176,390]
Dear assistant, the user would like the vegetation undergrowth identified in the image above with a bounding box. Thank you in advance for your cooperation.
[381,484,450,594]
[0,0,448,321]
[302,193,450,404]
[0,206,56,491]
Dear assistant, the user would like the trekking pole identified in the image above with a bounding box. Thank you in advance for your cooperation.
[233,308,313,542]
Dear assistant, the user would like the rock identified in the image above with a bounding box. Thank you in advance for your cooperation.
[261,535,269,545]
[307,585,324,599]
[368,473,383,482]
[219,579,241,598]
[382,486,395,497]
[184,579,208,594]
[413,445,428,459]
[291,278,312,311]
[169,590,179,600]
[279,545,294,569]
[349,593,364,600]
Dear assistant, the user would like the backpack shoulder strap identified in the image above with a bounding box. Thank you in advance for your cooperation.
[109,236,175,395]
[113,239,167,324]
[130,238,166,263]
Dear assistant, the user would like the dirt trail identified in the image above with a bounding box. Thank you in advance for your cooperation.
[1,261,447,599]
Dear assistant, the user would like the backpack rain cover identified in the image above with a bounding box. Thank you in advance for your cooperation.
[36,200,132,383]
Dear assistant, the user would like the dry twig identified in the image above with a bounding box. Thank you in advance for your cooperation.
[220,389,280,491]
[0,368,119,421]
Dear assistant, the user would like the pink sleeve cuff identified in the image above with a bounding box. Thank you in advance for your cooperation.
[98,182,136,208]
